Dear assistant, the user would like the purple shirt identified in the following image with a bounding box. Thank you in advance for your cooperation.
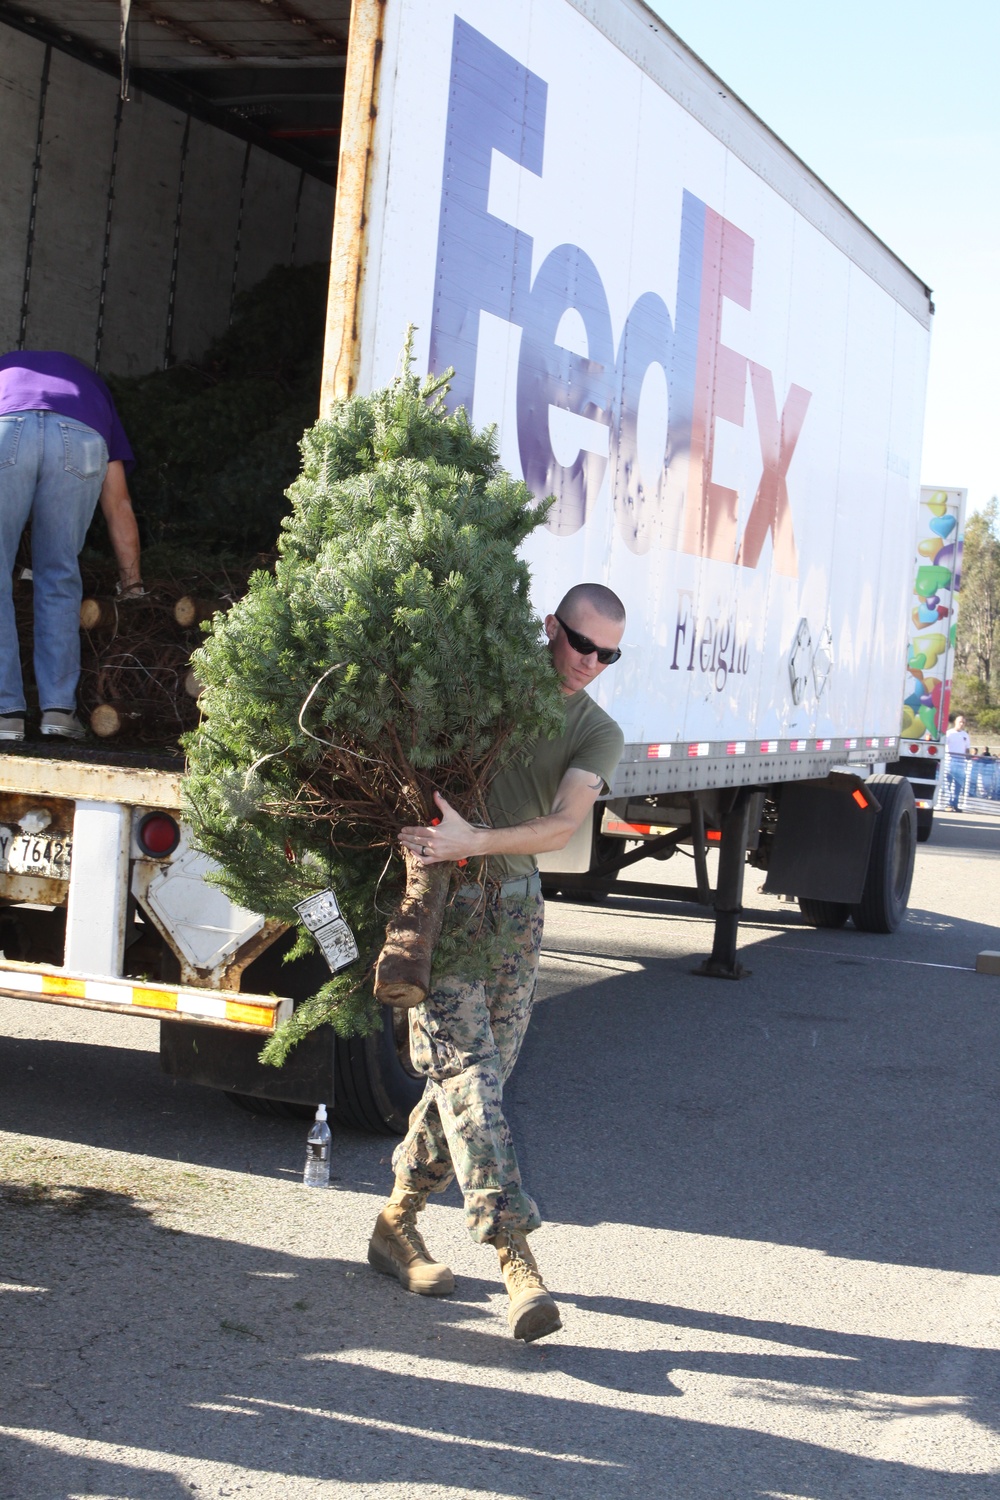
[0,351,134,470]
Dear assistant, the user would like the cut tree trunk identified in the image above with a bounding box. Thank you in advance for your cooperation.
[80,597,118,631]
[374,851,452,1008]
[173,595,213,628]
[89,702,127,738]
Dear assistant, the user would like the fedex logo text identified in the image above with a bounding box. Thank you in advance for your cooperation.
[429,18,810,573]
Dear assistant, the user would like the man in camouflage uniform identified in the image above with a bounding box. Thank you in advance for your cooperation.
[368,584,626,1342]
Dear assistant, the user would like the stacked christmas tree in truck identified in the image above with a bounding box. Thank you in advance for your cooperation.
[182,358,564,1059]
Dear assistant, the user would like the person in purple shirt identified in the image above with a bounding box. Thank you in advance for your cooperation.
[0,351,143,741]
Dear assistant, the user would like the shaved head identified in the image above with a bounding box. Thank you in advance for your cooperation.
[556,583,626,625]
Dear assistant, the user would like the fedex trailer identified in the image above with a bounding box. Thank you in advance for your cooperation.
[323,0,933,966]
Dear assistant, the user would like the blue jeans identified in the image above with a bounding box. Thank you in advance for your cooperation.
[0,410,107,714]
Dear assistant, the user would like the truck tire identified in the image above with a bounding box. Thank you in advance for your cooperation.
[333,1008,424,1135]
[797,897,851,929]
[850,775,916,933]
[916,808,934,843]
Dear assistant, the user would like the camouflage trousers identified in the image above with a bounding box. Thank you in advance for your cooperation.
[391,884,545,1244]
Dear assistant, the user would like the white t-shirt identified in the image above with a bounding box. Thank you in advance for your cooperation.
[945,727,971,758]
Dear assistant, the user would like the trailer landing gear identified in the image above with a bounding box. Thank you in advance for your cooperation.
[693,788,754,980]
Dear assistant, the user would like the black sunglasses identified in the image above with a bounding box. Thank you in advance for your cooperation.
[555,614,622,665]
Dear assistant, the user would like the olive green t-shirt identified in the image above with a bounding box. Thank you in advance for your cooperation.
[484,689,625,881]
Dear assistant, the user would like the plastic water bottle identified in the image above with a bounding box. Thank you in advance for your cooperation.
[302,1103,331,1187]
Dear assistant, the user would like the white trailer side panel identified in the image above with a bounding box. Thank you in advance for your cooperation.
[343,0,931,773]
[0,27,42,350]
[27,49,118,357]
[100,102,188,377]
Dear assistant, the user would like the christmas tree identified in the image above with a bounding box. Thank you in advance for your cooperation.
[182,354,564,1060]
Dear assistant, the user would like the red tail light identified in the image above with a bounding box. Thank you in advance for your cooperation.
[137,813,180,857]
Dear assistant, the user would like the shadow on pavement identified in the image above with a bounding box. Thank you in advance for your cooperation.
[513,899,1000,1275]
[0,1026,394,1195]
[1,1181,997,1499]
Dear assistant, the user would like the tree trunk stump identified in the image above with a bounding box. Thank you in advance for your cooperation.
[374,851,452,1008]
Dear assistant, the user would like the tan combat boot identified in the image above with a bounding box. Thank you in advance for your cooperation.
[368,1187,455,1295]
[493,1227,562,1342]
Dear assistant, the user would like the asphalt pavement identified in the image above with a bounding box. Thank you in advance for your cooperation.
[1,810,998,1498]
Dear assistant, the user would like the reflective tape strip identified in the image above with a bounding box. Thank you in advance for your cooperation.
[0,966,287,1031]
[86,980,133,1005]
[10,972,46,995]
[225,1000,277,1028]
[42,974,85,999]
[630,735,890,761]
[132,986,178,1012]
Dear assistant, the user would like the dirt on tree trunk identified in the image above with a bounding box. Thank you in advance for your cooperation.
[374,851,452,1008]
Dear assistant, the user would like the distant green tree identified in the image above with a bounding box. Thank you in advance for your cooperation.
[955,497,1000,702]
[181,355,564,1061]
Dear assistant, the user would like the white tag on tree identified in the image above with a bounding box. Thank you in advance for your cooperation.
[294,888,360,974]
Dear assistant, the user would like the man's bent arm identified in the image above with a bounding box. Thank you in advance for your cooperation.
[400,768,606,865]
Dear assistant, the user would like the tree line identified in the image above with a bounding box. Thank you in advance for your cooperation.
[954,496,1000,736]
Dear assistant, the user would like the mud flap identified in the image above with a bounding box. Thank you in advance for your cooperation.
[160,1019,335,1107]
[763,774,879,903]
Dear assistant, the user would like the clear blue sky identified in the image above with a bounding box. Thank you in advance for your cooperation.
[650,0,999,518]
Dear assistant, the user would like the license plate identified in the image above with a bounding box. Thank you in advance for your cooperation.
[5,832,73,880]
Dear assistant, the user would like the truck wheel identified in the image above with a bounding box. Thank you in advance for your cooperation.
[916,808,934,843]
[850,775,916,933]
[334,1007,424,1135]
[797,897,851,928]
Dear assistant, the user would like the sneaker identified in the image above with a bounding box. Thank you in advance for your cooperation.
[0,714,25,742]
[368,1191,455,1295]
[40,709,86,740]
[493,1227,562,1342]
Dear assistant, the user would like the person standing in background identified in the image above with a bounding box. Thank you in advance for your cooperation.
[0,351,142,742]
[944,712,971,811]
